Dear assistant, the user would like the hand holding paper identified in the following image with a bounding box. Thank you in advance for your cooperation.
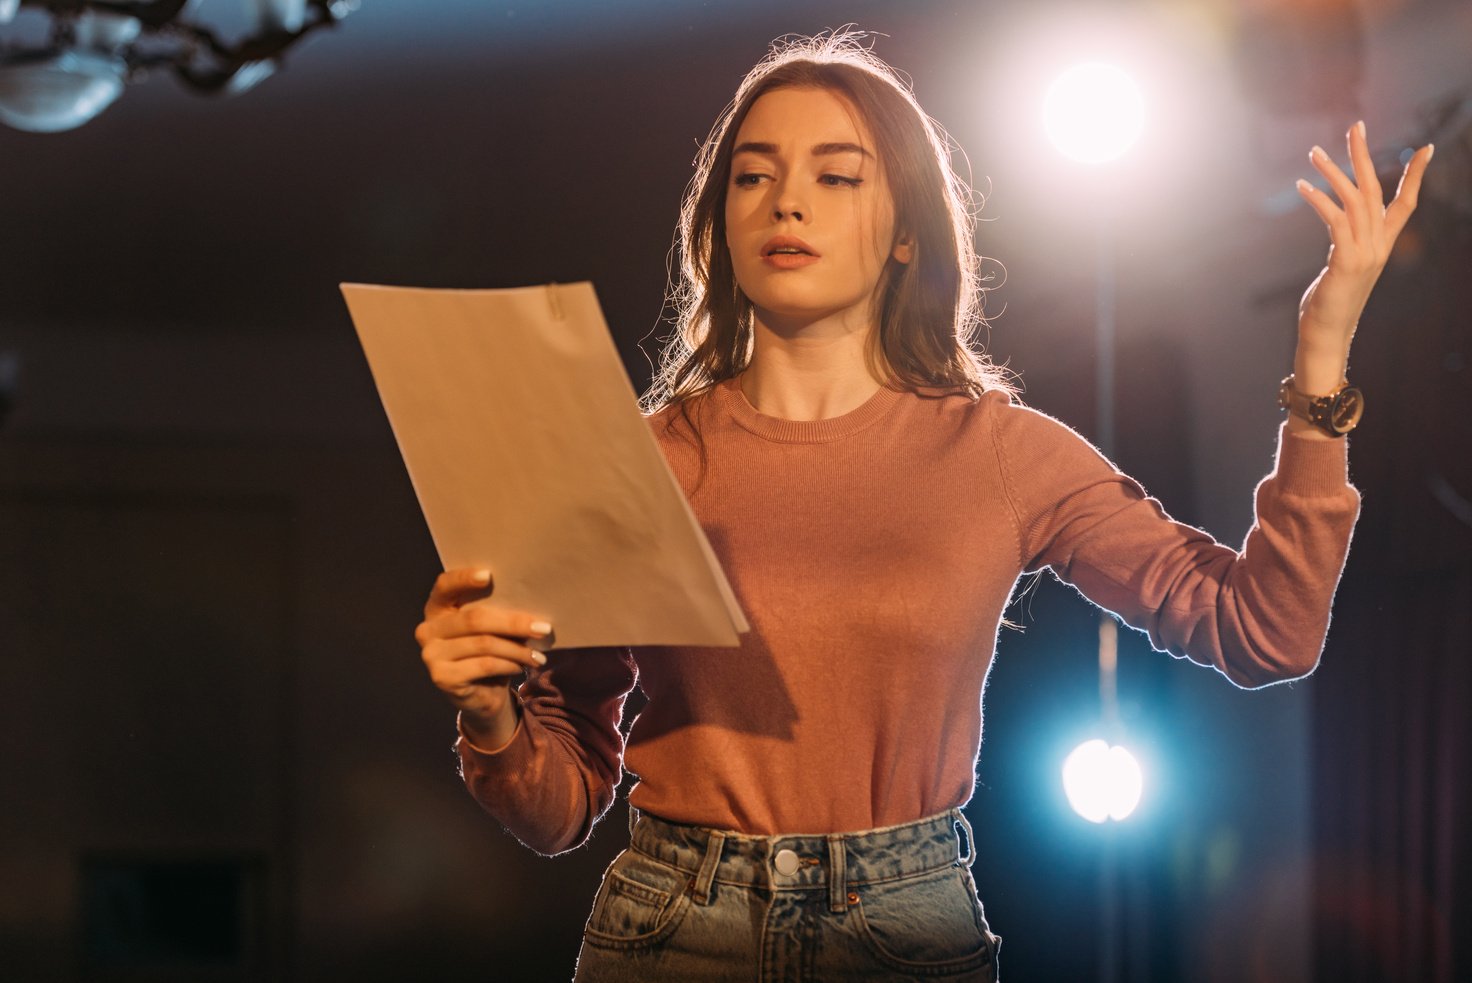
[342,281,748,650]
[414,566,553,750]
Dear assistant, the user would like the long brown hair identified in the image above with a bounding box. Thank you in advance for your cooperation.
[643,32,1013,424]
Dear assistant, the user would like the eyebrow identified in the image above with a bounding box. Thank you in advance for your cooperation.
[732,141,874,159]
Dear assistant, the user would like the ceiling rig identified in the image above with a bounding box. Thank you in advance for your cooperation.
[0,0,355,132]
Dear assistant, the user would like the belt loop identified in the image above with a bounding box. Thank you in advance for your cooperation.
[691,830,725,906]
[952,809,975,868]
[826,835,847,913]
[627,804,640,838]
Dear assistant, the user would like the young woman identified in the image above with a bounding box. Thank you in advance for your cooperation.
[414,33,1431,982]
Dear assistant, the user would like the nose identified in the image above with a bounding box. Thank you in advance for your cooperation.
[773,178,806,222]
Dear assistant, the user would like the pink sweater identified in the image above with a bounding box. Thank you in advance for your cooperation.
[458,378,1360,854]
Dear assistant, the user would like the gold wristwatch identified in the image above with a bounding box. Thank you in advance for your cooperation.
[1278,374,1363,437]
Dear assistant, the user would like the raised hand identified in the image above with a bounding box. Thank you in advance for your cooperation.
[1292,121,1433,397]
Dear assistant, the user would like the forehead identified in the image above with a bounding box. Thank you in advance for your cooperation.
[733,85,875,149]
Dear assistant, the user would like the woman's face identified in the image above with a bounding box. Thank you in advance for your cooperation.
[724,86,911,336]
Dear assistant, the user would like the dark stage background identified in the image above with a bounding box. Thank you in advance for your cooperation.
[2,1,1469,980]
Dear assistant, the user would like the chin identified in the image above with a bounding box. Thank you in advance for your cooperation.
[751,304,862,333]
[743,288,847,316]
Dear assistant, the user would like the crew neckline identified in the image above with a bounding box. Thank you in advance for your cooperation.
[714,375,905,443]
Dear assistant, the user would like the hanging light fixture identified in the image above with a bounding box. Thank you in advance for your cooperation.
[0,0,355,133]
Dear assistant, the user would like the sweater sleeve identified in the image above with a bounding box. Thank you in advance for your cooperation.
[993,400,1360,688]
[456,645,638,855]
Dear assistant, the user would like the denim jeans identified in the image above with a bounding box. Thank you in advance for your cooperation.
[573,808,1000,982]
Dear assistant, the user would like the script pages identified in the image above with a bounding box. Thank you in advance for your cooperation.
[342,281,747,649]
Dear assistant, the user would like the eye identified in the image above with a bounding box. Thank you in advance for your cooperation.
[820,174,863,188]
[733,173,769,188]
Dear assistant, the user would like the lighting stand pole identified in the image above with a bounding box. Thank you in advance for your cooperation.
[1045,59,1143,983]
[1096,203,1122,983]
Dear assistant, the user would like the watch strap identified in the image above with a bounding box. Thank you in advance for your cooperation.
[1278,375,1363,437]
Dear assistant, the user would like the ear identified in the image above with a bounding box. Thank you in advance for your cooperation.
[891,234,915,265]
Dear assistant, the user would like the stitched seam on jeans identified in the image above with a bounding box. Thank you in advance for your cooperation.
[608,871,671,908]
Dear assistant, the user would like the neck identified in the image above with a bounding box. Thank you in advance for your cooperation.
[740,312,883,421]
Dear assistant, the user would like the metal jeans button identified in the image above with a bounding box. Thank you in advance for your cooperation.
[773,848,800,876]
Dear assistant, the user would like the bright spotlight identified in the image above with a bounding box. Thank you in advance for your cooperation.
[1062,739,1143,823]
[1043,62,1144,164]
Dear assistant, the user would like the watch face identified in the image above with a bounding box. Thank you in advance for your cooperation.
[1329,387,1364,434]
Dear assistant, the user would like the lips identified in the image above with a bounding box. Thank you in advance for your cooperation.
[761,235,819,258]
[761,235,819,269]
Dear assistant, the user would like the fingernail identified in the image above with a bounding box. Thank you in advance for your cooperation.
[532,651,548,666]
[1426,143,1435,162]
[1356,120,1366,139]
[529,620,553,636]
[1295,178,1312,194]
[472,569,491,585]
[1310,145,1325,161]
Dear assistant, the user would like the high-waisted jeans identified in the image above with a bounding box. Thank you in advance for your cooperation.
[573,808,1001,982]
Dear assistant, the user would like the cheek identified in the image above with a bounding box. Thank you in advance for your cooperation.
[725,192,764,235]
[723,203,742,257]
[721,208,754,293]
[725,199,768,276]
[855,203,897,272]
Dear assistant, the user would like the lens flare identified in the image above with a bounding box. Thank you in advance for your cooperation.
[1062,739,1144,822]
[1043,62,1145,164]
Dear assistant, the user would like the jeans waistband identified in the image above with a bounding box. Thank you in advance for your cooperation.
[628,808,975,910]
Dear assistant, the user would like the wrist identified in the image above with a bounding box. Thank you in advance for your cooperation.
[1292,338,1350,396]
[1285,413,1334,441]
[459,694,522,754]
[1279,373,1363,437]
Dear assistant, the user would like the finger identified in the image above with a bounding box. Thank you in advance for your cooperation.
[1347,120,1383,212]
[1296,178,1352,242]
[426,633,547,670]
[1384,143,1433,242]
[1310,145,1368,240]
[453,603,553,641]
[427,603,553,644]
[430,654,536,692]
[424,567,494,618]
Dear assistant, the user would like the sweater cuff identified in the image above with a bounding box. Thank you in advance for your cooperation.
[1272,422,1353,496]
